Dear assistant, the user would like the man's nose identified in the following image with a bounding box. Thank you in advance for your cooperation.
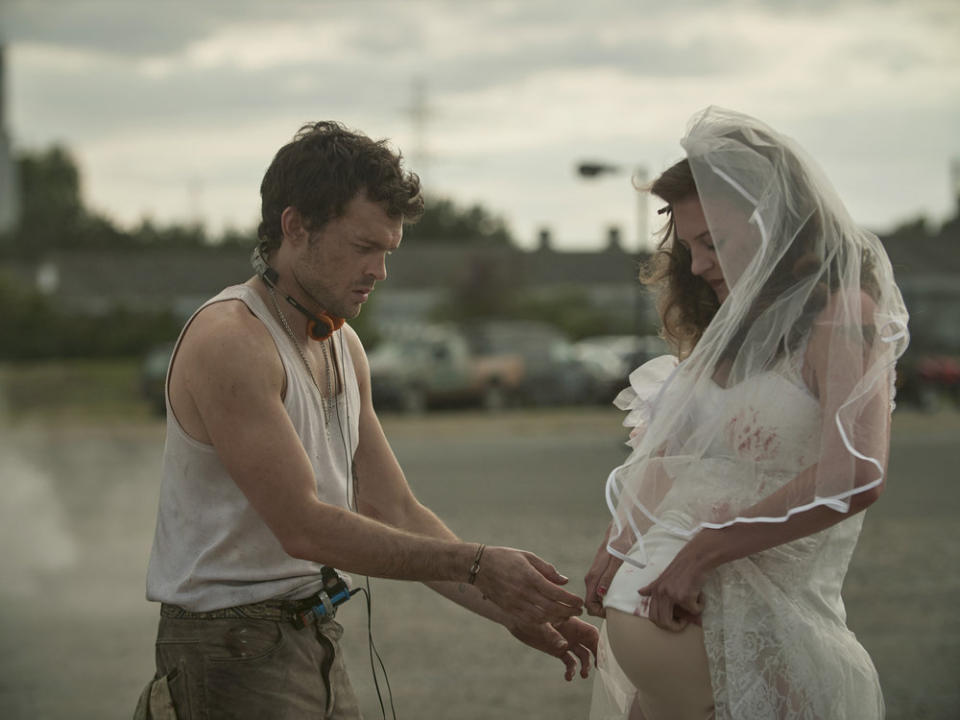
[368,253,388,281]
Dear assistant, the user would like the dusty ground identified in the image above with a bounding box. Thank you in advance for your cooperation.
[0,407,957,719]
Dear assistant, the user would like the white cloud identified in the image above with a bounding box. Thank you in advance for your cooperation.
[166,18,359,73]
[3,0,958,248]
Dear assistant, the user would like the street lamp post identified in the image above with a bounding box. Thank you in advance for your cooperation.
[576,161,651,335]
[576,161,649,252]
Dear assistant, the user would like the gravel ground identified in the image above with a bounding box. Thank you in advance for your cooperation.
[0,407,956,719]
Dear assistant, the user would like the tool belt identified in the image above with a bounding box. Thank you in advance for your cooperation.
[160,568,354,630]
[160,593,330,627]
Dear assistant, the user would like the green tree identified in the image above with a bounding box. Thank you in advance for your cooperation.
[4,143,518,255]
[2,145,139,256]
[0,270,182,360]
[884,216,929,243]
[218,225,258,249]
[509,287,640,340]
[2,144,226,256]
[406,196,514,245]
[129,218,209,249]
[431,254,519,323]
[15,145,84,256]
[0,271,64,358]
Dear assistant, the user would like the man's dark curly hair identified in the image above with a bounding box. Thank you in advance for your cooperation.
[257,121,424,252]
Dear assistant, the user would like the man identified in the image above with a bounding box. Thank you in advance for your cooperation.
[136,121,597,719]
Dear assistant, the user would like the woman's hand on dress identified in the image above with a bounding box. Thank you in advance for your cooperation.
[584,532,623,618]
[637,540,709,632]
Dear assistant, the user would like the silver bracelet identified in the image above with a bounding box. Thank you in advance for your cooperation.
[467,543,486,584]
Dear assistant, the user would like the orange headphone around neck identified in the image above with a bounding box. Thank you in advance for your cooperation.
[251,245,345,342]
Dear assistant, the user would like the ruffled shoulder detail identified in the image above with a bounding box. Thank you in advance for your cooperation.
[614,354,679,448]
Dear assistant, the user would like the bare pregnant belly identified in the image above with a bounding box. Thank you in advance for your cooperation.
[605,610,713,719]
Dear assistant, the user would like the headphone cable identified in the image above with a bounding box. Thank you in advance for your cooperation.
[335,330,397,720]
[358,582,398,720]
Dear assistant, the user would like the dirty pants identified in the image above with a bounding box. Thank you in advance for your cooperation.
[135,603,362,719]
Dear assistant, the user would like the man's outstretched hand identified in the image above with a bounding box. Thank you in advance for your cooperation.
[509,617,599,681]
[472,546,585,625]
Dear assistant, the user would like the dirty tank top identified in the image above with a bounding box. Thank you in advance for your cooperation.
[146,284,360,611]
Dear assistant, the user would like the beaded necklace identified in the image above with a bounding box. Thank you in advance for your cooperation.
[266,285,339,437]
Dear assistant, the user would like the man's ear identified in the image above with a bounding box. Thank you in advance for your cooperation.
[280,206,309,246]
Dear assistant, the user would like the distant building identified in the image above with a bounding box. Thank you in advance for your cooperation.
[29,235,654,334]
[8,205,957,348]
[32,247,254,319]
[882,209,960,353]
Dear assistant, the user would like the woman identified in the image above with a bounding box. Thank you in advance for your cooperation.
[585,107,909,720]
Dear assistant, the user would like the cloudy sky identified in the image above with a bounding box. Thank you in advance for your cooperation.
[2,0,958,251]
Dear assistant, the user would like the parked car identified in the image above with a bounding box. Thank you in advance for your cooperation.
[140,341,175,415]
[896,350,960,412]
[573,334,672,403]
[368,324,525,413]
[465,321,602,407]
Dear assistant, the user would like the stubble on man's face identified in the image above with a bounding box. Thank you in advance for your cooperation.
[296,195,402,320]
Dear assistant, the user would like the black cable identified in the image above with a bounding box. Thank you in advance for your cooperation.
[335,330,397,720]
[334,331,356,514]
[357,583,398,720]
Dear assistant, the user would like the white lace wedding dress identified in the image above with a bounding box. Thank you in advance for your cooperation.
[591,355,885,719]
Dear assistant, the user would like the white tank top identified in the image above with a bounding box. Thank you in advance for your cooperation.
[146,284,360,611]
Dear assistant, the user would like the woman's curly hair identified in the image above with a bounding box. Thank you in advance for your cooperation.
[640,159,719,357]
[642,156,858,363]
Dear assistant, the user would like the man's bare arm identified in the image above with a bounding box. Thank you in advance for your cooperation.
[174,306,581,625]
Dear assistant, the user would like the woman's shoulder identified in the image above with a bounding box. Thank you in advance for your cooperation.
[813,286,877,328]
[803,286,879,389]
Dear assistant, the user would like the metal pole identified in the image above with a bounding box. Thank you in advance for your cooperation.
[633,165,649,251]
[575,160,650,334]
[633,165,649,335]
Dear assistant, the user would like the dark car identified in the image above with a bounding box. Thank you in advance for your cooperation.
[574,334,672,403]
[140,342,174,415]
[368,324,524,413]
[896,350,960,412]
[465,320,600,407]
